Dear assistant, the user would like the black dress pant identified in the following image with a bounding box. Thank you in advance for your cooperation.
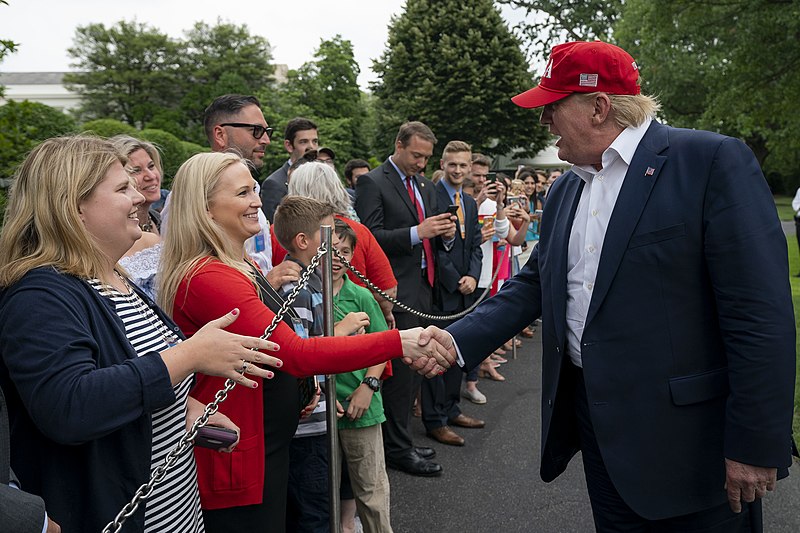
[569,364,762,533]
[381,281,431,458]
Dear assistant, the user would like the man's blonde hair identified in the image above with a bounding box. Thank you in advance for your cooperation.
[0,135,123,287]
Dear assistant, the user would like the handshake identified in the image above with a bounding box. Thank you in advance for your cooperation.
[397,326,458,378]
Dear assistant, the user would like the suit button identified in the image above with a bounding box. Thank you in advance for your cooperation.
[547,399,553,407]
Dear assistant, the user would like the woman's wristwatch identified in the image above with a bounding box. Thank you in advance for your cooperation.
[361,376,381,392]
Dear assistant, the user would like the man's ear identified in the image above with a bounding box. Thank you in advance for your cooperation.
[284,139,294,155]
[211,125,227,151]
[592,94,613,125]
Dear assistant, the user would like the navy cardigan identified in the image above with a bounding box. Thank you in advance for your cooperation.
[0,267,184,532]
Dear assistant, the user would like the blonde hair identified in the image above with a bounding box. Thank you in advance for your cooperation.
[288,161,353,216]
[157,152,256,313]
[0,135,123,287]
[110,134,164,174]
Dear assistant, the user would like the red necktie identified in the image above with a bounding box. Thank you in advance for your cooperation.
[406,177,435,286]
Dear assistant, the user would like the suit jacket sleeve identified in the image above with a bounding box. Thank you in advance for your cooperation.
[701,137,796,467]
[0,482,46,533]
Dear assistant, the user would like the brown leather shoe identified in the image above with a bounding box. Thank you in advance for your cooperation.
[426,426,465,446]
[448,413,485,429]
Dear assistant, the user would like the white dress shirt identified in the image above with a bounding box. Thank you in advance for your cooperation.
[566,117,652,367]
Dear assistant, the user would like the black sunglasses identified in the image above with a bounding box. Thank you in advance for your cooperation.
[220,123,274,140]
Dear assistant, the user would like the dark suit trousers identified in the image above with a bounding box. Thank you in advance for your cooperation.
[382,281,431,458]
[421,317,463,430]
[567,364,762,533]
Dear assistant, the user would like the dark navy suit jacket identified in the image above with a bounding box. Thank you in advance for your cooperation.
[448,121,796,519]
[434,181,482,313]
[355,159,444,307]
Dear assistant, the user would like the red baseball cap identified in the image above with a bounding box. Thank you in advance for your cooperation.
[512,41,640,109]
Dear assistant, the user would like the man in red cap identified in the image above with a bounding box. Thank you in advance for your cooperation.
[424,40,796,531]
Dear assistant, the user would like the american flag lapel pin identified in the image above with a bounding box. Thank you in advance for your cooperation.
[645,167,655,176]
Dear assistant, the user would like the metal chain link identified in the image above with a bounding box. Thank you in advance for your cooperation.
[332,247,502,322]
[102,246,327,533]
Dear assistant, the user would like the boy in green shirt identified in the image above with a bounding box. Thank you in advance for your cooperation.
[332,219,393,533]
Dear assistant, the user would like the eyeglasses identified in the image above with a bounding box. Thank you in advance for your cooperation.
[220,123,274,140]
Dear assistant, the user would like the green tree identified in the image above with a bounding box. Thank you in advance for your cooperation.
[615,0,800,189]
[371,0,548,164]
[64,21,183,129]
[179,20,275,145]
[262,36,370,176]
[0,101,77,179]
[497,0,622,59]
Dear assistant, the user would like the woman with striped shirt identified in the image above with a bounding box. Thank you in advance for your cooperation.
[0,135,282,533]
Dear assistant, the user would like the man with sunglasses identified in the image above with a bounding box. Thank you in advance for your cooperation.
[204,94,301,289]
[260,118,320,223]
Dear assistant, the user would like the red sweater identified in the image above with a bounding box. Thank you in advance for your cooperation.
[172,259,402,509]
[271,215,398,292]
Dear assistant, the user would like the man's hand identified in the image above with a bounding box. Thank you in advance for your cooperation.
[724,458,777,513]
[474,186,489,206]
[418,213,456,239]
[398,327,454,377]
[418,325,457,361]
[458,276,477,295]
[265,261,302,289]
[442,215,457,240]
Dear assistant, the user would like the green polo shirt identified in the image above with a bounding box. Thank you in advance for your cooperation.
[334,276,387,429]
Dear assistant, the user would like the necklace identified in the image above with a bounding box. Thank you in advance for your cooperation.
[139,212,153,233]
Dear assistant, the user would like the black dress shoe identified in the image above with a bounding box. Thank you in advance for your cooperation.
[414,446,436,459]
[386,450,443,477]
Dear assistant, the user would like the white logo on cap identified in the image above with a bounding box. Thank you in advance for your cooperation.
[542,58,554,79]
[579,73,598,87]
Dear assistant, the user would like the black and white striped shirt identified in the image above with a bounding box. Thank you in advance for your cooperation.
[89,279,204,533]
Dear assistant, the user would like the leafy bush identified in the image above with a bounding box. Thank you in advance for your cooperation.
[79,118,137,138]
[0,100,77,179]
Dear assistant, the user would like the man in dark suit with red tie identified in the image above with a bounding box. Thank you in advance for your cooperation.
[422,41,796,530]
[355,121,456,477]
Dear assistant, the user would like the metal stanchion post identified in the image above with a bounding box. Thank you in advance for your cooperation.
[321,225,342,533]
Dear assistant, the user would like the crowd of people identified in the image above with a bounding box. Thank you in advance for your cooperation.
[1,38,795,533]
[0,87,559,533]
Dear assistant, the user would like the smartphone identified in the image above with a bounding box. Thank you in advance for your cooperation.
[195,425,238,450]
[446,204,459,216]
[486,172,497,184]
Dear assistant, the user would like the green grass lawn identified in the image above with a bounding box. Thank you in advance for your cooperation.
[776,195,800,436]
[785,233,800,438]
[775,194,795,222]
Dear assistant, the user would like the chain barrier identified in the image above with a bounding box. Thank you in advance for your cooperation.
[102,246,327,533]
[104,239,502,531]
[333,247,502,322]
